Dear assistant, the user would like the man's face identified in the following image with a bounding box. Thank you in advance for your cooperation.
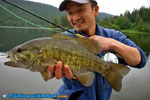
[65,2,99,33]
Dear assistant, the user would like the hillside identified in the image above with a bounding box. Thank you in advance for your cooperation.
[0,0,64,27]
[0,0,114,27]
[97,12,114,20]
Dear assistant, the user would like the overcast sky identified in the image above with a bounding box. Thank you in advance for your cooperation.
[27,0,150,15]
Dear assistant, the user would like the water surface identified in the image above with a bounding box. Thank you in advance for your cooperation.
[0,53,62,100]
[0,53,150,100]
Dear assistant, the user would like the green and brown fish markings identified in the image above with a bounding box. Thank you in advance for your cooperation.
[4,34,130,91]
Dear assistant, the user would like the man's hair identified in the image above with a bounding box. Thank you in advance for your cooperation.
[90,1,97,9]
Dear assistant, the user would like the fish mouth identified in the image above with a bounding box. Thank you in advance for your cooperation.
[4,61,21,67]
[4,53,21,67]
[5,53,37,69]
[9,53,18,62]
[4,56,25,68]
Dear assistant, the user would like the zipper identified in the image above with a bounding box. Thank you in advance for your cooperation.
[102,77,106,87]
[96,73,98,100]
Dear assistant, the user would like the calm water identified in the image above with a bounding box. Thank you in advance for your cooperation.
[0,53,63,100]
[112,56,150,100]
[0,28,150,54]
[0,29,150,100]
[0,53,150,100]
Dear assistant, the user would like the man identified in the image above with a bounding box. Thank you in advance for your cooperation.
[48,0,146,100]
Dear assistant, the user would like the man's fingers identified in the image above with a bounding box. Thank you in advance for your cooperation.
[65,65,76,79]
[55,61,64,79]
[48,66,54,79]
[65,65,73,79]
[48,61,76,80]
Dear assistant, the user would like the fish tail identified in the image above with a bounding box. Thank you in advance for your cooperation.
[99,62,130,91]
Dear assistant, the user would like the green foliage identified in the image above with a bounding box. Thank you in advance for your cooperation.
[96,6,150,33]
[50,16,60,28]
[60,15,72,28]
[135,19,150,32]
[115,16,132,29]
[0,0,64,27]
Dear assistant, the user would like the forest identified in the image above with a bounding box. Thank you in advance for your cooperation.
[96,6,150,33]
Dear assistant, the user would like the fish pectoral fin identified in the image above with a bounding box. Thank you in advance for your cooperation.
[4,61,21,67]
[76,36,101,54]
[40,71,50,81]
[75,72,95,86]
[40,58,56,81]
[40,58,57,66]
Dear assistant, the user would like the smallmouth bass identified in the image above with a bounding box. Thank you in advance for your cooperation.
[4,34,130,91]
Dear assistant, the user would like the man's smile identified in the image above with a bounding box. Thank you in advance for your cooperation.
[72,20,85,28]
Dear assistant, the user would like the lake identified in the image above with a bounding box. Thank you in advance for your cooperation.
[0,54,150,100]
[0,53,62,100]
[0,29,150,100]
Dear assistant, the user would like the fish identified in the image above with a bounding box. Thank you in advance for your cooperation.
[4,34,130,91]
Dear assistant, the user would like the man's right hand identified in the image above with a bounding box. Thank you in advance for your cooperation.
[48,61,76,80]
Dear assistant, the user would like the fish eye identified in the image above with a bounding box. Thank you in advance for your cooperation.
[17,48,22,53]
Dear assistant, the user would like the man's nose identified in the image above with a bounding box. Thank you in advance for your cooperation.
[72,13,81,21]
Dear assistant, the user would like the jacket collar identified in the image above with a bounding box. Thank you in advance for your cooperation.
[73,24,102,37]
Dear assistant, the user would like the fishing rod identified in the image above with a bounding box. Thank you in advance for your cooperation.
[1,0,75,34]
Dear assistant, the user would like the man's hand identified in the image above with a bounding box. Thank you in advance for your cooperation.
[89,35,114,51]
[89,35,141,66]
[48,61,76,80]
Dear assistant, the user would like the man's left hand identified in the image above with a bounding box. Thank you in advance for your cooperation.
[89,35,114,51]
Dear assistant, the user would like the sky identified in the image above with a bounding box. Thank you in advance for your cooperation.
[27,0,150,15]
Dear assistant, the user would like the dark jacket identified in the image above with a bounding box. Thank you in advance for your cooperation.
[57,25,146,100]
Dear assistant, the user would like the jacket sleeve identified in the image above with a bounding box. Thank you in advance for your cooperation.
[111,30,146,68]
[56,78,84,100]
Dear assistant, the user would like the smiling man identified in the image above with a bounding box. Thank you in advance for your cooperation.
[48,0,146,100]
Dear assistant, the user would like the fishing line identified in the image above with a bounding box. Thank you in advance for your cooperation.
[1,0,75,34]
[0,4,64,33]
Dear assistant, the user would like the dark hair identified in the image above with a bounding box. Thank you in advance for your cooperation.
[90,1,97,9]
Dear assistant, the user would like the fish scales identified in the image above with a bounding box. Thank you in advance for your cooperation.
[44,38,100,72]
[36,38,101,73]
[4,34,130,92]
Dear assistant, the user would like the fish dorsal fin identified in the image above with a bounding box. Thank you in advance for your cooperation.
[51,34,101,54]
[76,36,101,54]
[51,34,75,40]
[75,72,95,86]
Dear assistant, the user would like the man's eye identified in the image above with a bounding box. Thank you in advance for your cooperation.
[78,8,84,12]
[79,8,83,11]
